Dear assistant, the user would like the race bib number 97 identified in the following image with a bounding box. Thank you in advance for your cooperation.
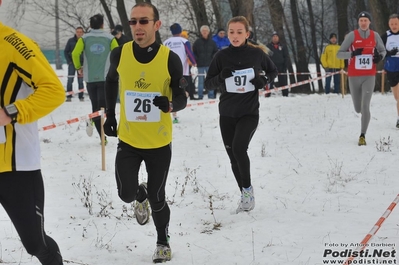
[225,68,255,93]
[355,55,373,70]
[125,91,161,122]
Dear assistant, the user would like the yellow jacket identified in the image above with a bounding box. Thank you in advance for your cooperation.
[321,43,344,69]
[0,22,65,172]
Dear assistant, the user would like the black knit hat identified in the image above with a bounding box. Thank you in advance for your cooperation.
[114,25,123,32]
[329,33,337,39]
[111,24,123,36]
[358,11,371,21]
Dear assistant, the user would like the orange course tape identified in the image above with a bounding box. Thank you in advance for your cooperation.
[343,194,399,265]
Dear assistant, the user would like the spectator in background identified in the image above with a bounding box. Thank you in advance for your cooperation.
[111,24,131,46]
[321,33,344,94]
[72,14,119,141]
[381,13,399,128]
[212,28,230,50]
[164,23,197,123]
[267,31,290,97]
[64,26,85,102]
[0,0,65,262]
[193,25,218,99]
[181,30,198,100]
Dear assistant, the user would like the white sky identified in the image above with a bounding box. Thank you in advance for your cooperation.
[0,65,398,264]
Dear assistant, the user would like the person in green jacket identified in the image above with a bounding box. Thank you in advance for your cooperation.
[321,33,345,94]
[72,14,118,140]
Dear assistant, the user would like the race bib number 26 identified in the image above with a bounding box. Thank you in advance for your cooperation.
[125,91,161,122]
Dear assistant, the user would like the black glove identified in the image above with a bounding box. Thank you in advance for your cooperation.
[103,110,117,137]
[219,67,234,80]
[250,75,268,90]
[351,48,363,57]
[153,96,170,113]
[386,47,398,56]
[373,50,382,64]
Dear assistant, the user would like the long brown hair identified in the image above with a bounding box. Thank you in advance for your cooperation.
[227,16,269,54]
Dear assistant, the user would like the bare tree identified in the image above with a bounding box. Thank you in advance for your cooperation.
[55,0,62,69]
[189,0,210,30]
[99,0,114,29]
[290,0,311,93]
[228,0,254,26]
[306,0,323,92]
[355,0,367,16]
[210,0,223,30]
[335,0,349,43]
[117,0,132,40]
[267,0,296,85]
[369,0,389,34]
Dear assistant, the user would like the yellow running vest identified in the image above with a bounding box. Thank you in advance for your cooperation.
[117,42,173,149]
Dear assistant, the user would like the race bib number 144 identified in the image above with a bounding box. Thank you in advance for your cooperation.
[355,55,372,70]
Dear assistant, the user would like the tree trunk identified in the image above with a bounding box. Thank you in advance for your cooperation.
[335,0,349,44]
[267,0,296,85]
[116,0,132,40]
[355,0,367,17]
[228,0,254,26]
[306,0,323,92]
[189,0,209,32]
[290,0,311,93]
[99,0,114,28]
[210,0,223,30]
[369,0,389,35]
[55,0,62,69]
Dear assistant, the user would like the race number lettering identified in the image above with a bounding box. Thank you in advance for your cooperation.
[225,68,255,93]
[125,91,161,122]
[355,55,373,70]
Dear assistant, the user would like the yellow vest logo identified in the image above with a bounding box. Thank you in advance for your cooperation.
[134,78,151,89]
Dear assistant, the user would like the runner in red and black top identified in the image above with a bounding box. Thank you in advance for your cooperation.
[205,16,277,214]
[337,11,386,146]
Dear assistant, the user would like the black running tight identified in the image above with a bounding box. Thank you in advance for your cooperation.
[0,170,63,265]
[219,115,259,191]
[115,141,171,245]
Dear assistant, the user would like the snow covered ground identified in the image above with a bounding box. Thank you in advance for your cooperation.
[0,65,398,265]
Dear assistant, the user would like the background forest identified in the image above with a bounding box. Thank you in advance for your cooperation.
[3,0,399,93]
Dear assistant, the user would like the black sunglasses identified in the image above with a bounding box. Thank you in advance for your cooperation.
[128,19,156,25]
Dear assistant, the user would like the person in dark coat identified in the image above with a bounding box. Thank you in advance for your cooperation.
[193,25,218,99]
[111,24,131,46]
[64,26,85,101]
[266,31,290,96]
